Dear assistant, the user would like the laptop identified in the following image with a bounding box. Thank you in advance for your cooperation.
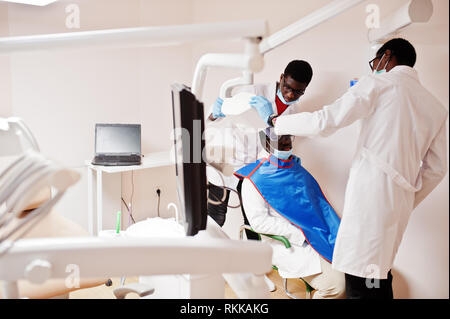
[91,123,142,166]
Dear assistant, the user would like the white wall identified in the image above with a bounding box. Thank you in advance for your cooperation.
[0,0,448,298]
[0,5,11,117]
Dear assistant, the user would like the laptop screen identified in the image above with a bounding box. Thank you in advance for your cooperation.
[95,124,141,155]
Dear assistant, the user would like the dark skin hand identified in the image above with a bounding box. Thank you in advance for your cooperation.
[208,113,216,121]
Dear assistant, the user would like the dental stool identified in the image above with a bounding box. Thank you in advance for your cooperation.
[239,225,315,299]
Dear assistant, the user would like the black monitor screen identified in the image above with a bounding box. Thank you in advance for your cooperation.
[95,124,141,155]
[171,84,207,236]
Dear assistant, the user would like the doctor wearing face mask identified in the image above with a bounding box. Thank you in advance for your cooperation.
[252,38,448,299]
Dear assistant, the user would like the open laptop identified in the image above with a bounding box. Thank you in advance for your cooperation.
[91,123,142,166]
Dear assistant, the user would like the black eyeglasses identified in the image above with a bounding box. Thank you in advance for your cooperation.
[369,50,393,71]
[369,56,382,71]
[281,76,305,97]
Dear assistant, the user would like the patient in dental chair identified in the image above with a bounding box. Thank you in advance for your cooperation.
[0,158,108,299]
[234,128,345,299]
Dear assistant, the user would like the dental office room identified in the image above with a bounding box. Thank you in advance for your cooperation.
[0,0,448,305]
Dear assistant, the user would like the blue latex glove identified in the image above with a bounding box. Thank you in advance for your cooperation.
[249,96,274,124]
[212,97,225,119]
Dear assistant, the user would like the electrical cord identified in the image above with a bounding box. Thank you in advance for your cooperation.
[121,170,136,227]
[205,164,227,206]
[130,170,135,225]
[205,164,242,209]
[156,189,161,217]
[207,184,242,209]
[121,197,135,224]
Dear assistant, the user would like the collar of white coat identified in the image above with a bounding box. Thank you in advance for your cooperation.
[268,82,277,103]
[389,65,419,81]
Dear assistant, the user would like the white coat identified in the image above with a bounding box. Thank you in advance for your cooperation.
[274,66,448,279]
[205,82,298,188]
[240,169,322,278]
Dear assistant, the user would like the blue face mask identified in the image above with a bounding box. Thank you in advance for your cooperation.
[273,149,293,160]
[277,89,298,105]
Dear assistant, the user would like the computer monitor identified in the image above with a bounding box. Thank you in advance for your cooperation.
[171,84,207,236]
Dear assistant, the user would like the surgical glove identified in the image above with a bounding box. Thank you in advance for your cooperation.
[212,97,225,119]
[249,96,274,124]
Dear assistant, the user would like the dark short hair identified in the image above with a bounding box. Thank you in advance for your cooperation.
[377,38,417,67]
[284,60,313,84]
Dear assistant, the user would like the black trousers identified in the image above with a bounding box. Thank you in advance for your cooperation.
[345,270,394,299]
[207,180,259,240]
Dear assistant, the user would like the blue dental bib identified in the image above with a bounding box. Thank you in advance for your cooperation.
[234,155,340,263]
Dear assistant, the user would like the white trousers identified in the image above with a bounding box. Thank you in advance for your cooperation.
[302,257,346,299]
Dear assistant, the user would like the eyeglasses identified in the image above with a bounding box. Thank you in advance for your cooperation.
[369,50,393,71]
[281,76,305,97]
[369,56,382,71]
[263,127,295,143]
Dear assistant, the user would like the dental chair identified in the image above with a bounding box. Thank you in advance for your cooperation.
[1,117,274,299]
[0,117,110,299]
[239,225,315,299]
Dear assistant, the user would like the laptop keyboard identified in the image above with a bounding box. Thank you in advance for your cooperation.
[99,155,140,162]
[93,155,141,165]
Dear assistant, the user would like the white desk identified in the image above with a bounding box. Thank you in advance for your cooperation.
[86,151,174,236]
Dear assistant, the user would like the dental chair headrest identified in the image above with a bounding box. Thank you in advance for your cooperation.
[0,117,48,211]
[0,155,51,211]
[0,153,79,214]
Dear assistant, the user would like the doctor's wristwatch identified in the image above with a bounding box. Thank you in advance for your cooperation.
[267,114,279,127]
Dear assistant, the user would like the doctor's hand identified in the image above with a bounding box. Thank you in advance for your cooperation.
[212,97,225,119]
[249,96,274,124]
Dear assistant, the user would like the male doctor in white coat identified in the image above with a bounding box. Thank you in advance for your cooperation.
[250,38,448,299]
